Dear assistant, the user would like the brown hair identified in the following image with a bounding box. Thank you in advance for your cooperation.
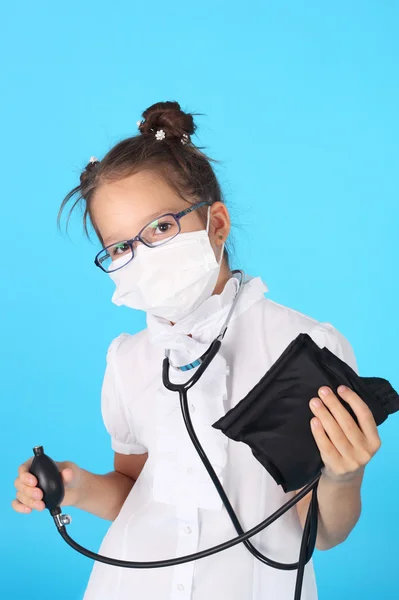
[58,100,231,262]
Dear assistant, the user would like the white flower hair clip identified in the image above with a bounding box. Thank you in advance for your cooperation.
[181,133,190,145]
[89,156,99,164]
[155,129,166,141]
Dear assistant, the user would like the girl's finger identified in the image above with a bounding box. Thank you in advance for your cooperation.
[310,397,353,457]
[16,491,45,511]
[17,459,34,482]
[310,418,342,468]
[21,473,37,487]
[317,387,365,448]
[61,468,74,485]
[11,499,32,514]
[14,478,43,501]
[337,386,381,450]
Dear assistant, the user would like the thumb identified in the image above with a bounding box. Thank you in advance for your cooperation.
[61,467,75,486]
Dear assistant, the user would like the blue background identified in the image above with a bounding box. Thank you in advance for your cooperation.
[1,1,398,598]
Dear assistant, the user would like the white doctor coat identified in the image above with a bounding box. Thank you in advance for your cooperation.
[82,275,358,600]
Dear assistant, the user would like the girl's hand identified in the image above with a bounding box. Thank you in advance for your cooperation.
[309,385,382,483]
[12,457,82,513]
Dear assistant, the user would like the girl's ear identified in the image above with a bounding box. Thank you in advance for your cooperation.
[210,202,230,246]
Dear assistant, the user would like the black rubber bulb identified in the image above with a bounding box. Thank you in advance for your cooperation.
[29,446,65,514]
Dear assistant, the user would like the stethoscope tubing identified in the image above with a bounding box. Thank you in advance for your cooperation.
[177,383,319,571]
[52,269,319,600]
[56,473,319,568]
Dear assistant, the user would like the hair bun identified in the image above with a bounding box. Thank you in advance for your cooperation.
[138,101,196,141]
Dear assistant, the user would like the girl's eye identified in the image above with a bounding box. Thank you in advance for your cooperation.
[142,217,179,245]
[149,220,172,235]
[112,243,130,256]
[155,222,171,234]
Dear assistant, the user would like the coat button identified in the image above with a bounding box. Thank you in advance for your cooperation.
[177,583,185,591]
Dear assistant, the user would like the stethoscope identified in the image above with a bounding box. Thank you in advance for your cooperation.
[30,270,320,600]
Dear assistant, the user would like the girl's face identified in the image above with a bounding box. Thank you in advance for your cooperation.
[90,170,230,258]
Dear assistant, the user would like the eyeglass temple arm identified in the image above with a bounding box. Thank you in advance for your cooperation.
[175,200,211,221]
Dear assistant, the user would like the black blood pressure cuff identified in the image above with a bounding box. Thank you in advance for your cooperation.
[212,333,399,493]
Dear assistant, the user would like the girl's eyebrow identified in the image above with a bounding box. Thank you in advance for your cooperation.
[102,207,182,246]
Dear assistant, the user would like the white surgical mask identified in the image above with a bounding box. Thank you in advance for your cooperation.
[108,211,225,322]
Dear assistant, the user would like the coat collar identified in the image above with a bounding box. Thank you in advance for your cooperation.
[146,274,268,367]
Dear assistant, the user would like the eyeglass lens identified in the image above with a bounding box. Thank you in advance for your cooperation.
[98,214,180,272]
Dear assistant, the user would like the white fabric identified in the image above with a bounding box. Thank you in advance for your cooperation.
[83,274,358,600]
[109,228,224,322]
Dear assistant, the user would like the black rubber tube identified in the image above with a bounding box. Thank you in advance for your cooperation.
[179,386,318,570]
[55,475,318,568]
[53,347,319,600]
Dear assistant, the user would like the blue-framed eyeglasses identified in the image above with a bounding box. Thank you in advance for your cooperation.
[94,200,211,273]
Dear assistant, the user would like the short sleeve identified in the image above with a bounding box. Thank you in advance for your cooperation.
[309,321,359,375]
[101,334,148,455]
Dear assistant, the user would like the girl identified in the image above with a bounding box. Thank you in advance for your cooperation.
[12,101,382,600]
